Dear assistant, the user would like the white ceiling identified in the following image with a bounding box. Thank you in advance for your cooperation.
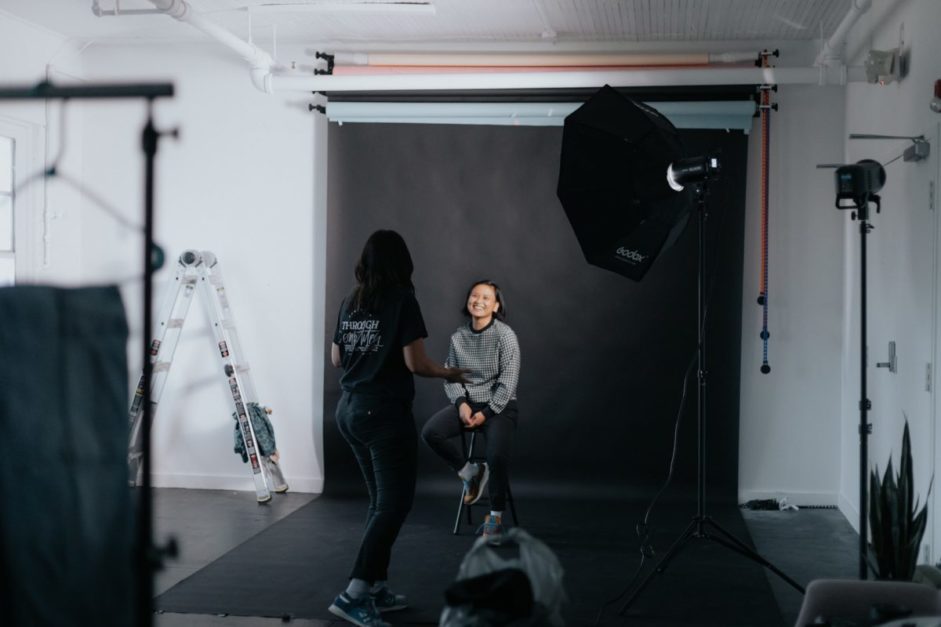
[3,0,851,49]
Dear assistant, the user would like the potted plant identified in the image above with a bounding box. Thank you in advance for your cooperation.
[869,420,933,580]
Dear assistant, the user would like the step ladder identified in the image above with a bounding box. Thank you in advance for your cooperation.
[127,250,287,503]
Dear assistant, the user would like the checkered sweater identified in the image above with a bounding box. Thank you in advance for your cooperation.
[443,319,520,417]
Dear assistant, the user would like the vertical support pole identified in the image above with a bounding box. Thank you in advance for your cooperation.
[138,100,158,627]
[697,185,707,523]
[859,216,871,580]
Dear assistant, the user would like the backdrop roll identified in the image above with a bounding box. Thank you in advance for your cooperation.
[324,121,747,503]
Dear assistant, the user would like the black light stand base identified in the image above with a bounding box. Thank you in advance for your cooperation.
[619,181,804,619]
[618,514,805,616]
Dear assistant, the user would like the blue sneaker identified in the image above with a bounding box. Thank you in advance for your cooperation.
[476,513,505,542]
[328,592,390,627]
[371,586,408,612]
[463,463,490,505]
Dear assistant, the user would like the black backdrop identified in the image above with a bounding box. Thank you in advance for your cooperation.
[323,121,747,504]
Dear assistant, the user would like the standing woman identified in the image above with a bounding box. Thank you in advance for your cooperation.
[329,230,467,627]
[421,280,520,539]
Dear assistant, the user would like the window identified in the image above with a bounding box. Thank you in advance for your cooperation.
[0,134,13,286]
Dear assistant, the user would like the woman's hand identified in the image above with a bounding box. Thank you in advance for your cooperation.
[459,402,473,426]
[470,412,487,427]
[444,367,470,384]
[404,339,470,383]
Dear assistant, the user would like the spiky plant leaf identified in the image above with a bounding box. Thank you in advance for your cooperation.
[900,421,914,544]
[869,419,934,580]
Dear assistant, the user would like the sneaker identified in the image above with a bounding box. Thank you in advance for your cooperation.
[463,463,490,505]
[264,457,289,493]
[477,514,504,541]
[328,592,390,627]
[371,586,408,612]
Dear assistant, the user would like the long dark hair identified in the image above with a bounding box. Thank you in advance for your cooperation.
[351,230,415,312]
[461,279,507,320]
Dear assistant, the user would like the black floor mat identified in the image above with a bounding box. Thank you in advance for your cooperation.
[156,495,784,626]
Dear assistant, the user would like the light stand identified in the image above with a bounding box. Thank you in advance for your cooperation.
[834,159,886,580]
[618,178,805,616]
[855,203,874,580]
[834,159,885,579]
[0,80,175,627]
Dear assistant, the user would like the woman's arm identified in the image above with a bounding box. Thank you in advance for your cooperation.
[403,338,468,382]
[331,342,342,368]
[485,329,521,416]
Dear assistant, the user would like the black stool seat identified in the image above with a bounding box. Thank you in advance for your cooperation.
[453,425,519,535]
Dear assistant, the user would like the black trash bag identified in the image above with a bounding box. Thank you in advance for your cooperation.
[442,568,534,626]
[440,529,566,627]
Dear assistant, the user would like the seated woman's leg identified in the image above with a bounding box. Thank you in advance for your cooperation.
[483,405,517,512]
[421,405,466,471]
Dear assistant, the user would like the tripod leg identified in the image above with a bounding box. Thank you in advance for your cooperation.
[702,519,805,594]
[618,518,698,615]
[701,516,759,554]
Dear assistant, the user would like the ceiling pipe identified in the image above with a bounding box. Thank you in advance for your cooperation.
[815,0,873,67]
[144,0,279,93]
[92,0,164,17]
[115,3,863,94]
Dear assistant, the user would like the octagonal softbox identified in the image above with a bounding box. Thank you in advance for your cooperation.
[557,85,691,280]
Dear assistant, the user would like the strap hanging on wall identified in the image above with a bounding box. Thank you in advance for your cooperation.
[756,50,778,374]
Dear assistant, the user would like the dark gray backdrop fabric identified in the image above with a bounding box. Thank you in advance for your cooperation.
[324,122,747,503]
[0,286,134,627]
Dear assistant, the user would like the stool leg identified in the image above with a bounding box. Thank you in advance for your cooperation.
[453,430,478,535]
[465,432,477,526]
[453,490,466,535]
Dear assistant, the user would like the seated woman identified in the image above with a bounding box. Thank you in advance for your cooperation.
[421,279,520,538]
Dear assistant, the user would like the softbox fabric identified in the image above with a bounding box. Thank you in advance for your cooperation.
[558,85,691,280]
[0,286,133,627]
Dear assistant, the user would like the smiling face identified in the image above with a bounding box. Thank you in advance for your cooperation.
[466,283,500,327]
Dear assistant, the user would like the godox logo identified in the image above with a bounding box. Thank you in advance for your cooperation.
[616,247,647,263]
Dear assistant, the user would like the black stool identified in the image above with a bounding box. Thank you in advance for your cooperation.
[452,425,519,535]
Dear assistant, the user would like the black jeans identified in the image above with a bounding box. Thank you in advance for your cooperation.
[421,400,517,510]
[335,391,417,583]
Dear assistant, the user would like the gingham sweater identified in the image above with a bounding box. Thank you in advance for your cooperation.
[443,319,520,417]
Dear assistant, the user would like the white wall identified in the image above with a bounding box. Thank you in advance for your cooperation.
[74,43,324,493]
[738,83,847,507]
[837,0,941,562]
[0,10,87,285]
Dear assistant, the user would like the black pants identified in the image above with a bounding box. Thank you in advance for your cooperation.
[335,391,417,583]
[421,401,517,511]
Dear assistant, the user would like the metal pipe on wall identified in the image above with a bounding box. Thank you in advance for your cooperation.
[144,0,279,92]
[124,3,865,94]
[816,0,873,66]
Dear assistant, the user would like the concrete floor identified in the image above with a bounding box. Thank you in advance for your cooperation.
[151,489,858,627]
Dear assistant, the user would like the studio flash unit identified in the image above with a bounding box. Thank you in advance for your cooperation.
[666,155,721,192]
[834,159,886,211]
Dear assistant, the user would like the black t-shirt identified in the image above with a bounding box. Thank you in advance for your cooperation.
[333,287,428,400]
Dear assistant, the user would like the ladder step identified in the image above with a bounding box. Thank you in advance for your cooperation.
[167,318,185,328]
[154,362,171,372]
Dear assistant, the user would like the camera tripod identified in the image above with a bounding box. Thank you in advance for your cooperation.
[618,182,804,617]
